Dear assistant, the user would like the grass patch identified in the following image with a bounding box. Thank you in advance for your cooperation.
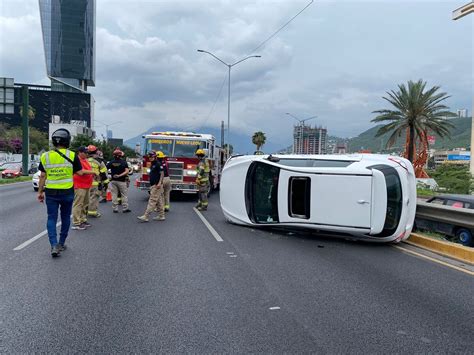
[0,176,32,184]
[417,188,436,198]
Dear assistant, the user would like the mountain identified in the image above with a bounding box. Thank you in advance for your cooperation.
[125,117,471,155]
[124,125,289,154]
[346,117,472,153]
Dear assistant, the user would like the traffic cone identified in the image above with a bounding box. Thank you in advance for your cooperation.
[106,190,112,201]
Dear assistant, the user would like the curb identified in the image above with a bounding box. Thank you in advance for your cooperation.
[405,233,474,265]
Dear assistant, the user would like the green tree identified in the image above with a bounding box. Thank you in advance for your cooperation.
[0,123,48,154]
[251,131,266,152]
[428,164,473,194]
[70,135,138,161]
[372,80,456,163]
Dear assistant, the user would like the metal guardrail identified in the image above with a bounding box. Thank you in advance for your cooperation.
[416,201,474,230]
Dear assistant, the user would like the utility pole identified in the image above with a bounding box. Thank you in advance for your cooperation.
[221,120,225,148]
[21,85,29,176]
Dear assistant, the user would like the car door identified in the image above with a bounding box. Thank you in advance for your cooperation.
[278,170,373,228]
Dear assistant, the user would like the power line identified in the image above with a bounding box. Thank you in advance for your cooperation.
[203,74,227,124]
[248,0,314,54]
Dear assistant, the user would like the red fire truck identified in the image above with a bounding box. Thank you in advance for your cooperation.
[135,131,227,193]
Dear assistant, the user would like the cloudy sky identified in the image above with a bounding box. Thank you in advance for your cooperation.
[1,0,472,148]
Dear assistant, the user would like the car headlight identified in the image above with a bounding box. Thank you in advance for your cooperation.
[147,168,151,173]
[185,170,197,176]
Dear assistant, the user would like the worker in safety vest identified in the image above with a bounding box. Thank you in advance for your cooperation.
[37,129,95,257]
[86,145,108,217]
[156,151,171,212]
[195,149,210,211]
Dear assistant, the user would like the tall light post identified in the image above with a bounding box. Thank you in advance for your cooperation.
[286,113,317,154]
[95,119,122,141]
[197,49,261,156]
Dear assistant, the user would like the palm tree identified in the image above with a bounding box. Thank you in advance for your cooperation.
[372,79,456,163]
[252,131,266,152]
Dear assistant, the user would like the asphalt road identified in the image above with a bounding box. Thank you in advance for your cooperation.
[1,179,473,353]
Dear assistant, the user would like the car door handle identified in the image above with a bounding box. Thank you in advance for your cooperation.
[357,200,369,204]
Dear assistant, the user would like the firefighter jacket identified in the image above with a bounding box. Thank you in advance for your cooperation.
[196,159,210,186]
[87,157,108,187]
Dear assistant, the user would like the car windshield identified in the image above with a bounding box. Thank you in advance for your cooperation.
[246,162,280,223]
[173,140,206,157]
[146,139,173,157]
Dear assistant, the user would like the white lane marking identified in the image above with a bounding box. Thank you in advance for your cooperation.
[269,307,281,310]
[13,222,61,251]
[193,207,223,242]
[229,255,237,258]
[226,252,234,255]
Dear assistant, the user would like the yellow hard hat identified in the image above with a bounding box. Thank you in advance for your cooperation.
[195,149,205,156]
[156,151,166,158]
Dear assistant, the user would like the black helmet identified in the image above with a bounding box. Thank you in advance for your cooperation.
[51,128,71,147]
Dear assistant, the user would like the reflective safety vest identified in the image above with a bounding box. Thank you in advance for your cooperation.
[40,149,75,189]
[196,159,210,184]
[87,157,107,186]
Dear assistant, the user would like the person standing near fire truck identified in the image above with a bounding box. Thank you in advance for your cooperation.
[86,145,108,218]
[107,149,131,213]
[96,150,109,203]
[156,151,171,212]
[137,151,165,222]
[195,149,210,211]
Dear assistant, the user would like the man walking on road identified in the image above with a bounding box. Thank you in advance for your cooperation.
[72,146,94,230]
[137,151,165,222]
[86,145,108,217]
[107,149,131,213]
[37,129,95,257]
[156,151,171,212]
[195,149,210,211]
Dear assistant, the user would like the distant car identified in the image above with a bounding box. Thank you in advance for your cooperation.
[1,165,22,179]
[415,194,474,246]
[32,171,41,191]
[220,154,417,243]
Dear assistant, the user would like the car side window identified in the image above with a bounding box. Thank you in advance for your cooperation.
[446,200,463,208]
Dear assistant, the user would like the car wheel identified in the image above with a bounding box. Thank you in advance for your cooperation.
[34,187,38,191]
[455,228,473,247]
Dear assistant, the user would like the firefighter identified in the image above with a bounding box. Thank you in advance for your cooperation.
[195,149,210,211]
[96,150,109,203]
[137,151,165,222]
[156,151,171,212]
[106,149,131,213]
[86,145,108,218]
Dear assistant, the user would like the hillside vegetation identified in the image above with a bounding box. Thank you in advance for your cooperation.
[347,117,471,153]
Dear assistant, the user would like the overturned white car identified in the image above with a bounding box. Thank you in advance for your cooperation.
[220,154,416,243]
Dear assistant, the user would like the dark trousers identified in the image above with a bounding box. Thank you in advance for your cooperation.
[45,192,74,247]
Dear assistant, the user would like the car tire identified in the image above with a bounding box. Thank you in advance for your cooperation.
[455,228,473,247]
[34,187,38,191]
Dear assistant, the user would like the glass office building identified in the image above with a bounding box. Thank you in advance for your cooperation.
[39,0,96,91]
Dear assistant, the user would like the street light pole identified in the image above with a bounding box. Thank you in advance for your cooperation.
[197,49,261,156]
[286,113,317,154]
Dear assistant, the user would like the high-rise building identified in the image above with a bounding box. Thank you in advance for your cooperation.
[39,0,96,92]
[107,129,113,139]
[0,78,93,134]
[293,124,327,154]
[457,109,468,118]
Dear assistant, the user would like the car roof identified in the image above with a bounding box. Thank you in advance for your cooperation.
[430,194,474,203]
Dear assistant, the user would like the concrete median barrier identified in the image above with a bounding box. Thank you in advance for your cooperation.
[405,233,474,265]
